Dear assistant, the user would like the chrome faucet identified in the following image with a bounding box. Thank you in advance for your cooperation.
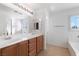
[77,35,79,38]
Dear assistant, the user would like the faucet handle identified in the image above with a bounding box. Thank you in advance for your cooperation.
[77,35,79,38]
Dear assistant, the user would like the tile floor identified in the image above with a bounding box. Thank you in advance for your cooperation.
[38,44,70,56]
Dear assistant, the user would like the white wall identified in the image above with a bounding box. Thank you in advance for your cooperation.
[47,7,79,48]
[34,9,48,49]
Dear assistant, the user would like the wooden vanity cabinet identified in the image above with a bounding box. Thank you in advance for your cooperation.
[0,49,1,56]
[1,44,18,56]
[28,38,36,56]
[36,35,44,54]
[17,40,28,56]
[40,35,44,50]
[0,35,44,56]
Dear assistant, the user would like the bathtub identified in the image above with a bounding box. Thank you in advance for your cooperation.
[68,41,79,56]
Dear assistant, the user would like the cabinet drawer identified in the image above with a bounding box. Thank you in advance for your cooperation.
[28,38,36,56]
[29,43,36,52]
[29,38,36,43]
[19,40,28,45]
[28,38,36,51]
[29,49,36,56]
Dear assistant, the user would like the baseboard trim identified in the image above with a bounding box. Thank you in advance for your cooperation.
[47,42,68,48]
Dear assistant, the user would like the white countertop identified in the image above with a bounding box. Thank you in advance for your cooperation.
[0,31,43,49]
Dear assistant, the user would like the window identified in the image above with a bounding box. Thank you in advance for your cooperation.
[70,16,79,30]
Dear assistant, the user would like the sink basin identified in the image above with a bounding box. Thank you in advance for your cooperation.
[0,37,19,48]
[4,37,12,40]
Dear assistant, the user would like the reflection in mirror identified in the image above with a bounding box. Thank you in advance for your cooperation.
[7,18,22,35]
[0,4,11,37]
[7,19,12,35]
[0,14,7,36]
[11,18,22,35]
[0,4,34,38]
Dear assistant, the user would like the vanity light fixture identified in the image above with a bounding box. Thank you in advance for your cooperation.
[14,10,22,15]
[12,3,33,15]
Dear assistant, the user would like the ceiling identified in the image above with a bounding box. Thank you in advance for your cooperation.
[0,4,25,18]
[2,3,79,18]
[24,3,79,12]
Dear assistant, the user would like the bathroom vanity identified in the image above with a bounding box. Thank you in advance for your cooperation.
[0,32,44,56]
[0,4,44,56]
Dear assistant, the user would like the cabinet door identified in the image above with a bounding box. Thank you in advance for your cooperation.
[18,40,28,56]
[0,49,1,56]
[28,38,36,56]
[36,37,40,53]
[40,35,44,50]
[36,35,44,54]
[2,44,18,56]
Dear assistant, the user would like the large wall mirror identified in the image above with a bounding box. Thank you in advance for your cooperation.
[0,4,34,38]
